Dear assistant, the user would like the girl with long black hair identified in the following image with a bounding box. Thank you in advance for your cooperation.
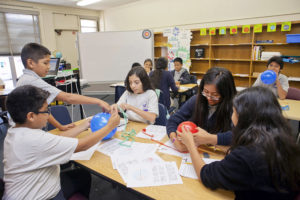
[180,86,300,199]
[166,67,236,151]
[149,57,178,109]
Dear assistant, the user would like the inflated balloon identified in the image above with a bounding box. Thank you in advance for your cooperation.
[90,112,116,140]
[261,70,277,84]
[177,121,198,134]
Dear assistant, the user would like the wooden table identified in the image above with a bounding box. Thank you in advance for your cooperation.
[279,99,300,121]
[178,83,198,93]
[51,121,234,200]
[0,88,12,96]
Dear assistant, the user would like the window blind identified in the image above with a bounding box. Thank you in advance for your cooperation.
[0,11,40,55]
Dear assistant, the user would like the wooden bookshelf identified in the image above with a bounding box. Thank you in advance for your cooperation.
[154,21,300,89]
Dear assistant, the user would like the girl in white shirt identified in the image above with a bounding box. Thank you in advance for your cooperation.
[111,66,158,124]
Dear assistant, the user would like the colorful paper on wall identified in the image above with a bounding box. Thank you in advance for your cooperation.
[164,27,192,71]
[230,26,238,34]
[219,27,226,35]
[242,25,250,33]
[281,22,291,31]
[254,24,262,33]
[200,28,206,36]
[267,23,277,32]
[209,28,216,35]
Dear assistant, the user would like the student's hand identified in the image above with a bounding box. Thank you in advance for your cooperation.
[119,103,131,111]
[110,104,119,113]
[107,110,120,129]
[59,123,76,131]
[99,100,111,113]
[170,132,188,152]
[193,127,217,146]
[81,118,91,130]
[178,126,195,149]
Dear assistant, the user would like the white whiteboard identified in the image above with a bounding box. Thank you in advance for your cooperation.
[78,30,153,83]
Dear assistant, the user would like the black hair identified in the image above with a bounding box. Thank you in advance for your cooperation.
[131,62,142,68]
[144,58,153,70]
[230,86,300,191]
[191,67,237,133]
[173,57,183,64]
[267,56,284,70]
[6,85,50,124]
[144,58,153,66]
[125,66,153,93]
[149,57,168,89]
[21,43,51,68]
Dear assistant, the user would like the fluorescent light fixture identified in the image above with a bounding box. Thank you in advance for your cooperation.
[77,0,102,6]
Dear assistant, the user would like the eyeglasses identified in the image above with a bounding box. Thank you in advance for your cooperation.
[35,108,50,115]
[201,91,220,101]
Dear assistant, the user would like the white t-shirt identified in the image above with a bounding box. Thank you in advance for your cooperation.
[3,127,78,200]
[253,73,289,97]
[117,90,159,124]
[17,69,61,104]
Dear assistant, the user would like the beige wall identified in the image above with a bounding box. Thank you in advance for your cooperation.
[103,0,300,32]
[0,0,101,67]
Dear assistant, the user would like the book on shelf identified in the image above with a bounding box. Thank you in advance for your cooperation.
[252,46,262,60]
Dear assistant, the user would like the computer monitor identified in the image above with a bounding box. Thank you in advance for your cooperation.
[48,58,60,75]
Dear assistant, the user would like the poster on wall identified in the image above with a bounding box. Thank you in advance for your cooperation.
[163,27,192,71]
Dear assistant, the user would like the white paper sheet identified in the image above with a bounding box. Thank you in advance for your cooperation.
[111,142,158,169]
[97,138,124,156]
[179,154,197,179]
[126,161,183,187]
[71,142,100,160]
[136,125,167,141]
[158,140,187,158]
[179,155,221,179]
[115,154,164,183]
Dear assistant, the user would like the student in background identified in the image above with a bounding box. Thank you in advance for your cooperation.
[253,56,289,99]
[166,67,236,152]
[149,57,178,109]
[143,58,153,75]
[171,57,190,85]
[17,43,111,131]
[131,62,142,68]
[4,85,120,200]
[179,86,300,199]
[111,66,158,124]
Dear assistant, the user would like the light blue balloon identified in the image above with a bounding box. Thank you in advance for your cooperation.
[90,112,117,140]
[55,52,62,58]
[261,70,277,84]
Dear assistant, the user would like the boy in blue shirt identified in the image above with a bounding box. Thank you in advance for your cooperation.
[4,85,119,199]
[17,43,111,131]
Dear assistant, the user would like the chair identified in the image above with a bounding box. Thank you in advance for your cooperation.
[286,87,300,145]
[47,105,72,131]
[154,103,168,126]
[114,86,126,103]
[189,75,197,84]
[286,87,300,100]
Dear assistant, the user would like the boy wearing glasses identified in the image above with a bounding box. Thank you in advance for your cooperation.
[3,85,120,200]
[16,43,111,131]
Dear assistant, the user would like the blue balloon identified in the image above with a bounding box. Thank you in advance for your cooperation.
[260,70,277,84]
[90,112,117,140]
[55,52,62,58]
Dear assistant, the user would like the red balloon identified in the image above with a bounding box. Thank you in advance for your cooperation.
[177,121,198,134]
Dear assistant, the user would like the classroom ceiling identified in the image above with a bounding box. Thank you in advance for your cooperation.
[18,0,141,10]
